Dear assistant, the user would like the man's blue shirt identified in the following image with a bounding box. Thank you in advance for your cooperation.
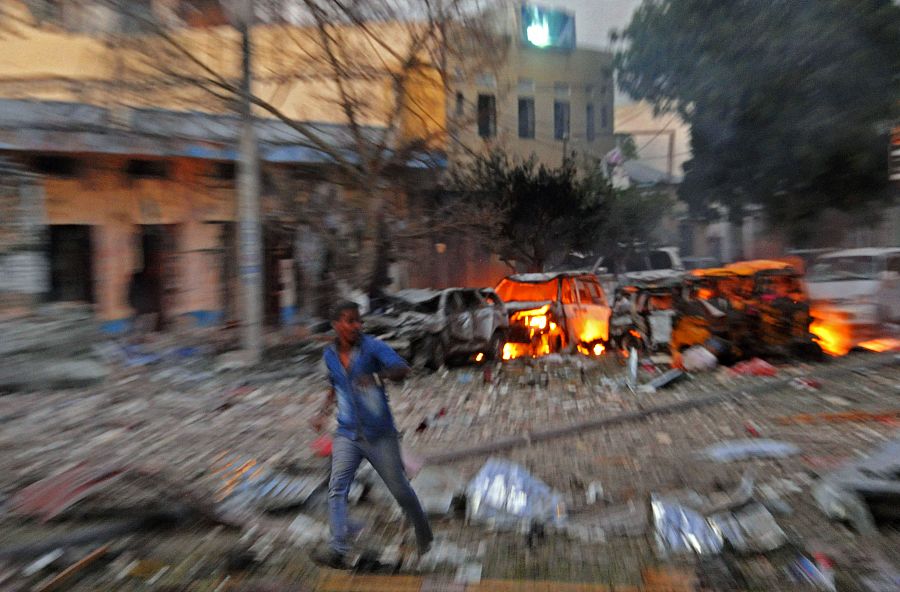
[323,334,409,440]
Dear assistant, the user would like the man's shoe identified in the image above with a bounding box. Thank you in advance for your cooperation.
[311,547,350,570]
[416,535,433,559]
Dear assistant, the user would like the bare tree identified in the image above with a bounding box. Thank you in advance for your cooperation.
[91,0,507,303]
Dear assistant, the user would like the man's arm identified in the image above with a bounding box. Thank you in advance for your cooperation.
[378,364,410,382]
[310,386,336,432]
[369,338,410,382]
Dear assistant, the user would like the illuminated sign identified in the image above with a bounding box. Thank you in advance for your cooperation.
[520,4,575,50]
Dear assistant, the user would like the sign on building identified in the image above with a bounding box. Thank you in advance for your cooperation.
[520,4,575,50]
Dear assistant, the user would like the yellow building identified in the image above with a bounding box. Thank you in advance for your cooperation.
[0,1,615,328]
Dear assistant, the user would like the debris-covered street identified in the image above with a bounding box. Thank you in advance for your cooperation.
[2,325,898,591]
[1,1,899,591]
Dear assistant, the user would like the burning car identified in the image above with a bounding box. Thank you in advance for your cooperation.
[807,248,900,355]
[610,271,682,355]
[494,272,611,359]
[364,288,508,369]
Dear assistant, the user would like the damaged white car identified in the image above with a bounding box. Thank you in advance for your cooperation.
[364,288,508,369]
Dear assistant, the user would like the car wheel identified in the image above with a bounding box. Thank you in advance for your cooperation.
[486,330,505,361]
[425,335,446,371]
[411,339,431,370]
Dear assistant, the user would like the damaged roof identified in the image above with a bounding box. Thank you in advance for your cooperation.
[505,271,592,283]
[392,288,444,303]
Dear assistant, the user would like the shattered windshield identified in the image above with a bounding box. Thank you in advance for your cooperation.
[808,257,879,282]
[495,279,558,302]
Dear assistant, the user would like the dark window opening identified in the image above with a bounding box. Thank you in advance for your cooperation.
[31,155,82,177]
[126,159,170,179]
[477,94,496,138]
[518,97,535,139]
[210,162,236,180]
[600,105,609,129]
[455,92,465,117]
[586,103,595,142]
[49,225,94,303]
[554,100,570,141]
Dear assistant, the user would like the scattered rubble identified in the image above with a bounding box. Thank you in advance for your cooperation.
[0,342,896,589]
[0,306,109,392]
[812,436,900,535]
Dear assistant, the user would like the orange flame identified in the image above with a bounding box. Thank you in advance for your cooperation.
[578,318,607,343]
[857,338,900,353]
[502,342,533,360]
[475,352,485,362]
[810,308,853,356]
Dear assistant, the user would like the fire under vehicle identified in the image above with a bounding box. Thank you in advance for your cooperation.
[494,272,611,359]
[726,260,821,359]
[670,261,821,365]
[807,248,900,355]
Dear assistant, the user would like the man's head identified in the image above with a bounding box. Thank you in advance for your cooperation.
[332,301,362,346]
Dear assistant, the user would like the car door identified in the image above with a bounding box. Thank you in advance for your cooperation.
[880,255,900,321]
[446,290,475,343]
[570,276,611,344]
[559,277,580,345]
[467,290,496,344]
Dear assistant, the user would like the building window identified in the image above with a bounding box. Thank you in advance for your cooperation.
[210,162,235,180]
[126,159,170,179]
[455,92,465,117]
[475,72,497,88]
[477,94,496,138]
[554,82,570,97]
[586,103,595,142]
[517,78,535,93]
[31,155,82,177]
[600,105,609,129]
[554,100,570,141]
[518,98,535,139]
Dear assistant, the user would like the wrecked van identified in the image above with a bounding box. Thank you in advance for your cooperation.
[364,288,508,369]
[495,272,611,359]
[807,248,900,352]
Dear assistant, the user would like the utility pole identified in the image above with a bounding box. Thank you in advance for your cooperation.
[235,1,262,363]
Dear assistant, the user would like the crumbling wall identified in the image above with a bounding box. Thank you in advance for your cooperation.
[0,158,48,314]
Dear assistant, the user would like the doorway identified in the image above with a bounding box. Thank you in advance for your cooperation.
[133,225,177,330]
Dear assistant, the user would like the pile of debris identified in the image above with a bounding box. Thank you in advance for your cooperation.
[0,305,109,392]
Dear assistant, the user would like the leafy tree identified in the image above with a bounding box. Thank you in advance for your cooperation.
[448,151,673,272]
[568,158,674,271]
[614,134,639,160]
[448,151,607,272]
[616,0,900,243]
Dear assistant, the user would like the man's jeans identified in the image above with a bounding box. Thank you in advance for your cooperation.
[329,433,432,555]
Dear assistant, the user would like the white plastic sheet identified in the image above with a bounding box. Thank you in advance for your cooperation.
[466,458,566,529]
